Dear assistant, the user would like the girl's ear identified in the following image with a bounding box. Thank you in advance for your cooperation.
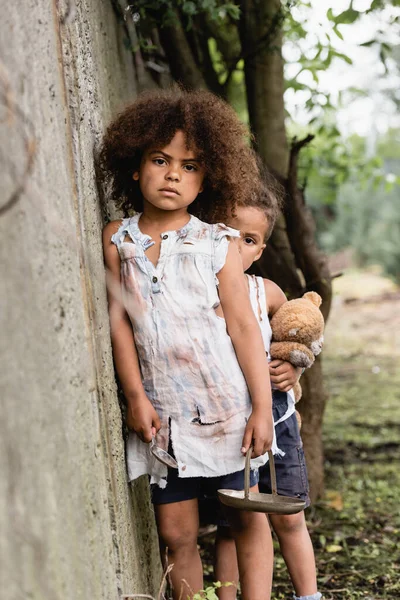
[133,171,139,181]
[255,244,266,262]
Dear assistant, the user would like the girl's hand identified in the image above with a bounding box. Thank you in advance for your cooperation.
[269,360,302,392]
[126,395,161,443]
[241,408,273,458]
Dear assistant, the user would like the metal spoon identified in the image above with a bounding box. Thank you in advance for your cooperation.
[150,437,178,469]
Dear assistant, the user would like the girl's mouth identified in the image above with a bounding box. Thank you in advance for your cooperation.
[159,187,180,196]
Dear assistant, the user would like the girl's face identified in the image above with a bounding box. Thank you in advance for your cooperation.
[227,206,268,272]
[133,130,205,214]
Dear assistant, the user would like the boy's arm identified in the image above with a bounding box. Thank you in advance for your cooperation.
[217,242,273,458]
[103,222,160,443]
[264,279,303,391]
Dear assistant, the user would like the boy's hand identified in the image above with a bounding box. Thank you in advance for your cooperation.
[126,395,161,443]
[269,360,302,392]
[241,408,274,458]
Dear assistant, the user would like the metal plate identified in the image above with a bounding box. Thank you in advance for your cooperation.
[217,489,306,515]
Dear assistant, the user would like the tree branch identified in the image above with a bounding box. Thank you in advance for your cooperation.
[284,134,332,320]
[223,1,289,89]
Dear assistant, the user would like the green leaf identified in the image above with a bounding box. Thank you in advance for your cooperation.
[332,51,353,65]
[333,25,344,40]
[334,8,360,25]
[360,39,377,47]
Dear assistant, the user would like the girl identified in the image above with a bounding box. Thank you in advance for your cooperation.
[100,88,275,600]
[207,189,322,600]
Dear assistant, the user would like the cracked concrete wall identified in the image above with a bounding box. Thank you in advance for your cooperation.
[0,1,161,599]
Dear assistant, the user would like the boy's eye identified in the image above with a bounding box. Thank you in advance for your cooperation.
[153,158,167,166]
[183,164,197,172]
[243,237,256,245]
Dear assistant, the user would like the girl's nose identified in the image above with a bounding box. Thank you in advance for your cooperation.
[166,165,180,182]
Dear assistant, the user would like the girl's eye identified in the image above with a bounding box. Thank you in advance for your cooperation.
[243,237,255,245]
[153,158,167,166]
[183,164,197,172]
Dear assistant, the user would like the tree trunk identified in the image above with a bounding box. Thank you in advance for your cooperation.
[158,13,208,90]
[239,0,303,297]
[240,0,332,500]
[239,0,288,175]
[296,358,328,501]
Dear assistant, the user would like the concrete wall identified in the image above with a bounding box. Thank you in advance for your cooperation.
[0,1,161,599]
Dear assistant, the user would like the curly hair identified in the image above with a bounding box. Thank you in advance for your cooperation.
[99,87,263,223]
[237,167,284,241]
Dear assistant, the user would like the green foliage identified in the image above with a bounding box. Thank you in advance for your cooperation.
[130,0,240,29]
[327,6,361,25]
[296,129,380,205]
[299,125,400,282]
[377,128,400,160]
[284,4,356,114]
[321,180,400,282]
[192,581,234,600]
[285,1,400,121]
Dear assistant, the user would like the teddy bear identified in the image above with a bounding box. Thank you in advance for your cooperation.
[270,291,325,423]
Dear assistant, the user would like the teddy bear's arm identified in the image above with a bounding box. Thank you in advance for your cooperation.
[270,341,315,368]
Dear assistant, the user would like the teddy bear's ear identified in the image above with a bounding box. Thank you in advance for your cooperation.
[303,291,322,308]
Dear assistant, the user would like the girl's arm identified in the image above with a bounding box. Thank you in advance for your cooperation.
[265,279,303,391]
[217,242,273,458]
[103,222,160,443]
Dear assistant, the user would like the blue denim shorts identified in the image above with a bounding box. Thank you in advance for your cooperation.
[152,464,258,505]
[199,392,310,523]
[259,393,310,508]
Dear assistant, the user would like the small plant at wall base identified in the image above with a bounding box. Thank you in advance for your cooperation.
[121,580,235,600]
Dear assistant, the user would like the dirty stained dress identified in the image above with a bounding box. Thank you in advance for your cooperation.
[111,213,268,487]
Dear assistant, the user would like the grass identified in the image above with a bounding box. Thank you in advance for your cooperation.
[307,269,400,600]
[200,268,400,599]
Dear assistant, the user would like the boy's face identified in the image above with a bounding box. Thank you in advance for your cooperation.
[133,130,205,214]
[227,206,268,272]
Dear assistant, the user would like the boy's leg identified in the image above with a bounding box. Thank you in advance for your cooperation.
[224,486,273,600]
[259,407,320,599]
[155,498,202,598]
[269,512,318,597]
[214,526,238,599]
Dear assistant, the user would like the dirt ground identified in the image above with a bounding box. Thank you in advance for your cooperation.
[199,268,400,599]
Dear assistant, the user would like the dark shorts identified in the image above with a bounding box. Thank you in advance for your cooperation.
[152,465,258,505]
[259,396,310,508]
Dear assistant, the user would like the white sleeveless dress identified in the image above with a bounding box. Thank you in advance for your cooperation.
[247,274,296,433]
[111,214,271,487]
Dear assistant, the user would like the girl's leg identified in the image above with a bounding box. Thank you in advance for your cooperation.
[155,499,202,599]
[225,491,274,600]
[214,526,238,600]
[269,512,318,597]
